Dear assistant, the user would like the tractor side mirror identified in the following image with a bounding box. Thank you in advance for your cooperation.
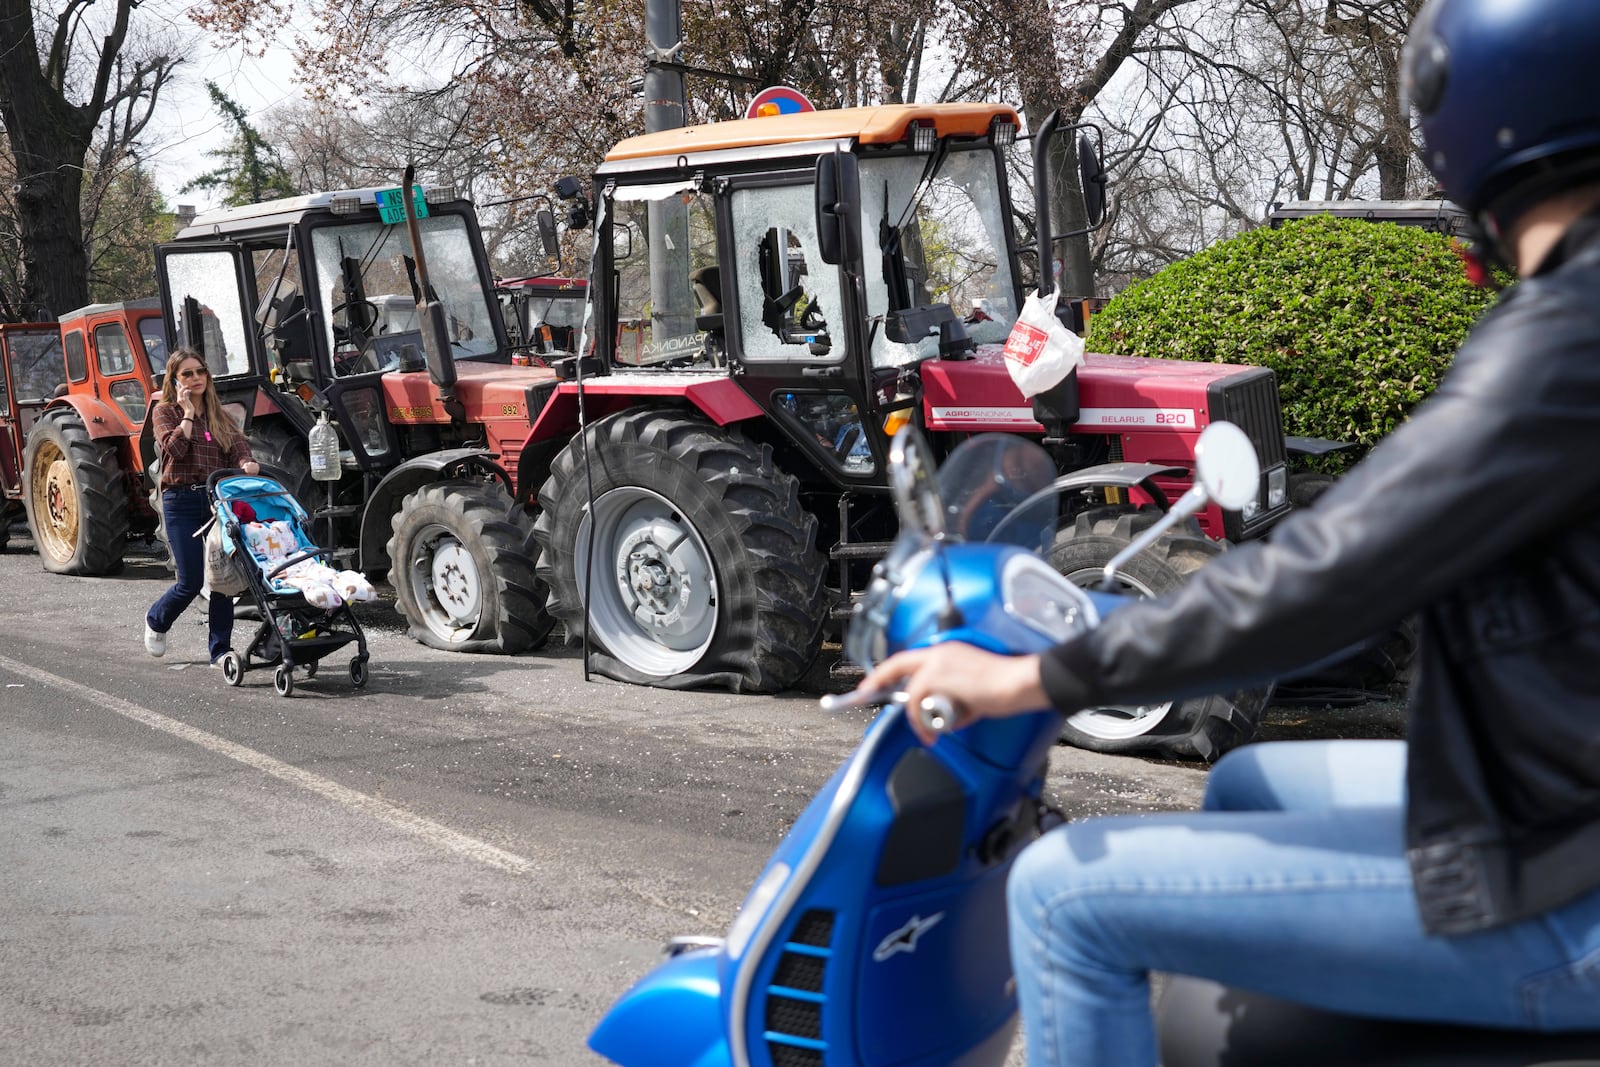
[182,295,205,353]
[254,277,288,329]
[1078,130,1107,227]
[815,149,862,266]
[536,209,559,260]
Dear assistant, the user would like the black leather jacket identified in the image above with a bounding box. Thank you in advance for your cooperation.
[1040,219,1600,936]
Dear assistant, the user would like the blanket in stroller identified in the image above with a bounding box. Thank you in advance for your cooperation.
[241,519,377,609]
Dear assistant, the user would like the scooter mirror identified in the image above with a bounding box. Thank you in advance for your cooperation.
[888,425,946,539]
[1194,422,1260,512]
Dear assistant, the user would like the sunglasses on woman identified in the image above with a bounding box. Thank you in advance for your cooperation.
[177,368,209,380]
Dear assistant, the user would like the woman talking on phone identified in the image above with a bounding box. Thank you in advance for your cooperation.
[143,348,260,665]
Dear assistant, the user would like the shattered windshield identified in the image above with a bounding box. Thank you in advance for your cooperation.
[859,146,1018,369]
[309,213,499,367]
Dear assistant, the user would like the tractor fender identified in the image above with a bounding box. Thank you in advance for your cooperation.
[526,377,761,446]
[519,378,762,502]
[41,395,136,443]
[1050,461,1188,510]
[356,448,514,573]
[1284,434,1356,457]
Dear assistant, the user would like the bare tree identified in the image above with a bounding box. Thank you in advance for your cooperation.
[1082,0,1431,289]
[0,0,180,317]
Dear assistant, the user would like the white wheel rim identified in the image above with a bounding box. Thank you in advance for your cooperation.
[1061,565,1174,740]
[408,524,484,641]
[576,486,718,675]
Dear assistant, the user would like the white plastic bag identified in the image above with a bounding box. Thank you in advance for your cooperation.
[1002,289,1086,398]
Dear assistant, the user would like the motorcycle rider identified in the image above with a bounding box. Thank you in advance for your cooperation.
[856,1,1600,1063]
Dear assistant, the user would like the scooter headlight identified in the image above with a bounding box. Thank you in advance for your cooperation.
[1001,554,1099,642]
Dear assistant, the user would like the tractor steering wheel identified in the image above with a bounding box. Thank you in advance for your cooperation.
[332,299,381,335]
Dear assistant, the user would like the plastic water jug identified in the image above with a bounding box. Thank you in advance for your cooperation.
[309,412,341,482]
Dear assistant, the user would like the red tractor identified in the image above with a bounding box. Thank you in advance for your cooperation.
[516,102,1331,758]
[17,301,178,573]
[0,324,68,552]
[496,275,588,362]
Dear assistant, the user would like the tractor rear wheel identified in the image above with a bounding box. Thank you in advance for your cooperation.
[534,409,826,693]
[23,408,129,575]
[247,421,316,509]
[1049,506,1271,762]
[386,479,554,654]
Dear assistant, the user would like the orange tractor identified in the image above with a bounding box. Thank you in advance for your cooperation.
[16,301,180,572]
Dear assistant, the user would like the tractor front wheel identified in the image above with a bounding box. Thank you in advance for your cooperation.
[23,409,129,575]
[534,409,826,693]
[1049,506,1271,762]
[386,480,553,654]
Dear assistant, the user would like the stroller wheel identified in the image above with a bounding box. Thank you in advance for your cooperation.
[304,661,318,680]
[350,655,369,689]
[273,665,294,697]
[221,652,244,687]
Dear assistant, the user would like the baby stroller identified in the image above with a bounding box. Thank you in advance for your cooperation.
[207,470,371,697]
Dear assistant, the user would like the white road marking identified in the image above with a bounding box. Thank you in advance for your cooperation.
[0,653,540,876]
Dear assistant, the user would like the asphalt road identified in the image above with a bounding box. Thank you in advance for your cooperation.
[0,530,1404,1066]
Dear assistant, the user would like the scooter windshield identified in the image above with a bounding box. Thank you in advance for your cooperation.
[937,434,1059,551]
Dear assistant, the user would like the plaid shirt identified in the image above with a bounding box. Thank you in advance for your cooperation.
[152,400,255,489]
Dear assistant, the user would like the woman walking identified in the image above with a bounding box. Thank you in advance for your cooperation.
[144,349,260,664]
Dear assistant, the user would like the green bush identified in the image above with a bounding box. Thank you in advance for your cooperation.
[1086,215,1502,457]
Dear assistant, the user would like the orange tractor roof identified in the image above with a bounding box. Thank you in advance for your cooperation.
[603,102,1023,162]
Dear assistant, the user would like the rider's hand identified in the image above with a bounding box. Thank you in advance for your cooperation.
[854,644,1050,746]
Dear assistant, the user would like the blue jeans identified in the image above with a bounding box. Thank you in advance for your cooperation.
[146,487,233,662]
[1007,740,1600,1066]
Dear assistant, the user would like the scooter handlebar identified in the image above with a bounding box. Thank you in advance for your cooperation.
[818,687,911,714]
[819,687,965,735]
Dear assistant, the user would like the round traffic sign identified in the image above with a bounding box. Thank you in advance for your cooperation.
[746,86,815,119]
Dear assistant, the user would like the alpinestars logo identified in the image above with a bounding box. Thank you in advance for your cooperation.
[872,912,945,962]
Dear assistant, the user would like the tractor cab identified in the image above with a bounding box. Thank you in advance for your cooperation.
[582,104,1032,486]
[153,184,552,514]
[497,275,588,361]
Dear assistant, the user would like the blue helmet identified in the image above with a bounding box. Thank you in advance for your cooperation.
[1404,0,1600,223]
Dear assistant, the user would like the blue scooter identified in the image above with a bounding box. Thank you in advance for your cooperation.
[590,424,1600,1067]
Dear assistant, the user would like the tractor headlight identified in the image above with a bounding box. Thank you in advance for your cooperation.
[1267,466,1287,509]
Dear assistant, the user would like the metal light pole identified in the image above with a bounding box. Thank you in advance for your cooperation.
[644,0,693,344]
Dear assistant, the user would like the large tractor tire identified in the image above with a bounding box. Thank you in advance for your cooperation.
[1049,506,1271,762]
[533,409,827,693]
[386,479,554,654]
[22,408,129,575]
[247,421,315,508]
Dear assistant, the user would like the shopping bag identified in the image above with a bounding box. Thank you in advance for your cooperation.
[1002,289,1086,397]
[202,519,251,597]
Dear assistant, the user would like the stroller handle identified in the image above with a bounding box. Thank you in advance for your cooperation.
[207,468,249,491]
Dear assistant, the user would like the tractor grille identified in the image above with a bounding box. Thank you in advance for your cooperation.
[764,908,834,1067]
[1209,367,1291,540]
[1208,368,1287,468]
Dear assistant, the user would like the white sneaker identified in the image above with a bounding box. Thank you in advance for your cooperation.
[144,624,166,658]
[209,654,228,669]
